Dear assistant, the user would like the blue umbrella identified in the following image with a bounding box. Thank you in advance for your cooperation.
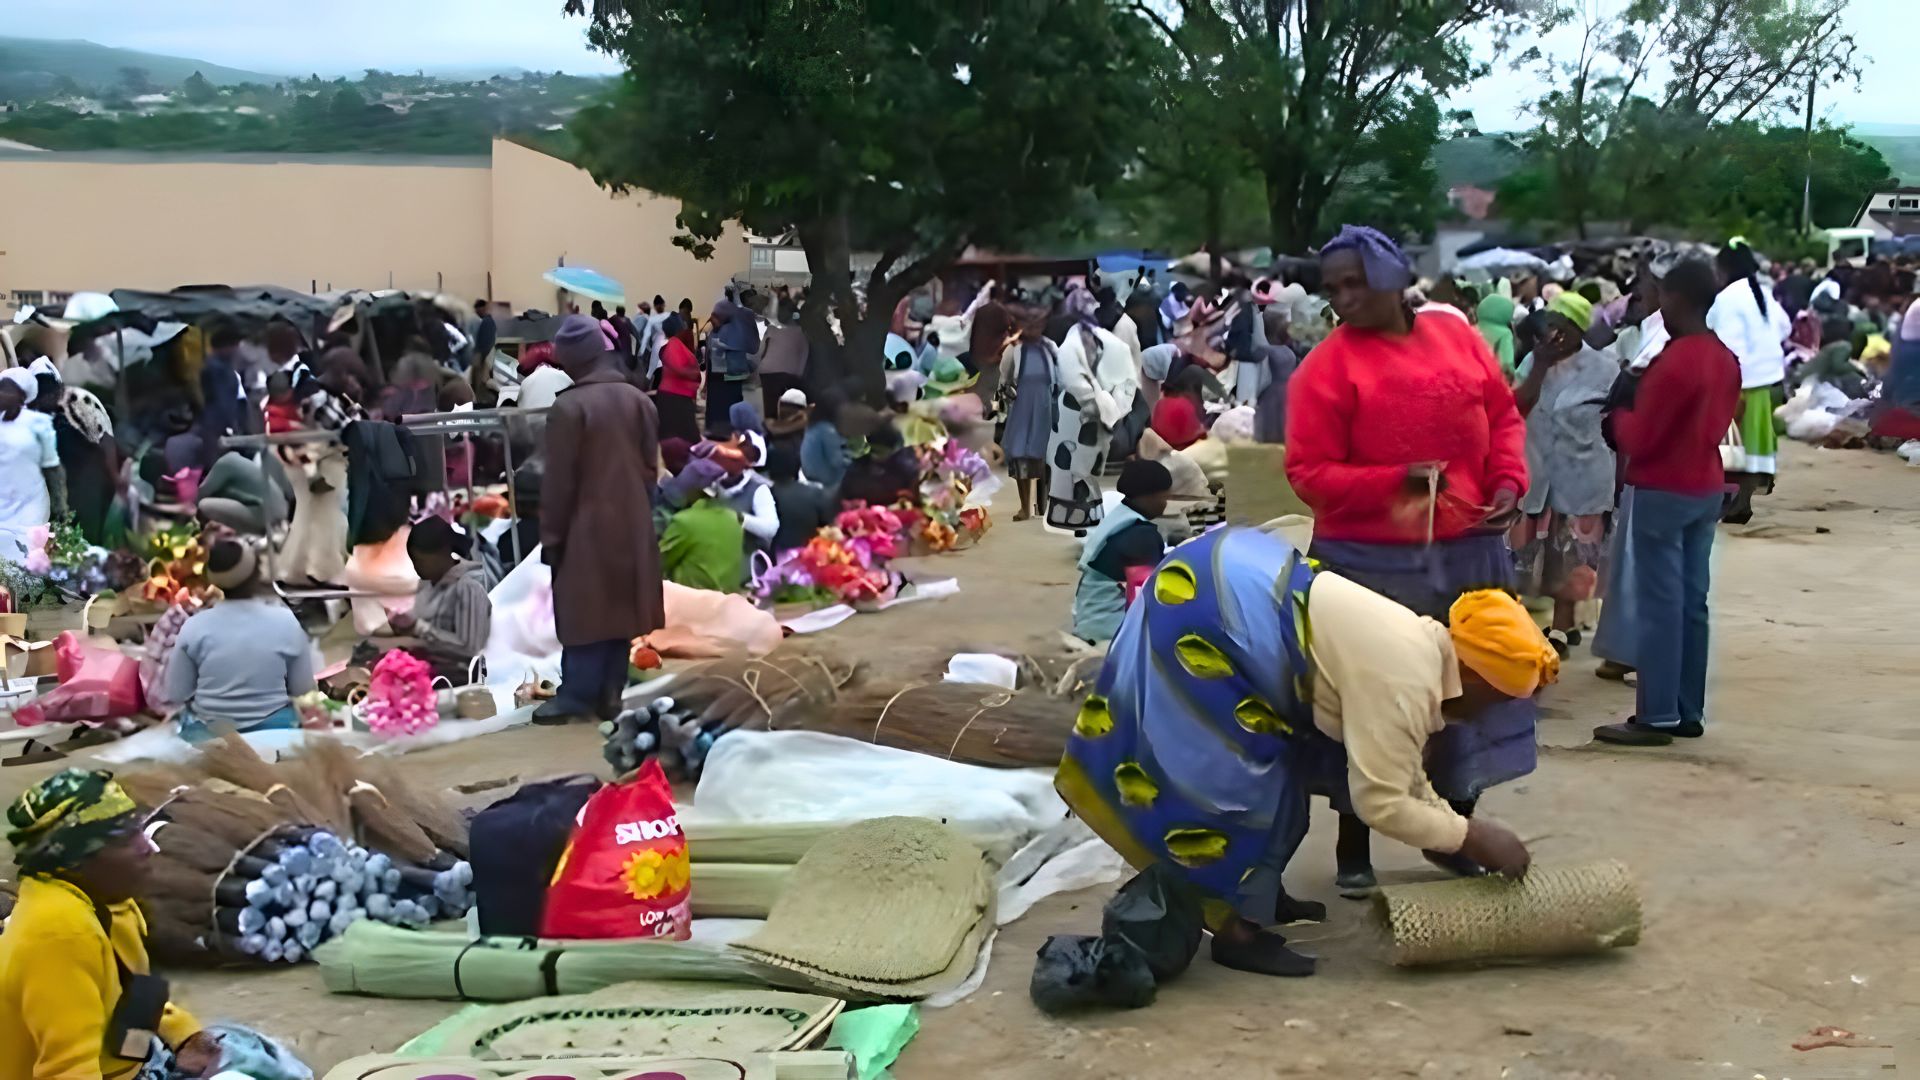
[543,265,626,305]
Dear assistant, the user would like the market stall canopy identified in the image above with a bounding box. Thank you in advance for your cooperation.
[543,266,626,306]
[101,284,342,329]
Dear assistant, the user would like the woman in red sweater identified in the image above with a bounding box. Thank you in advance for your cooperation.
[1284,225,1533,892]
[654,312,703,444]
[1594,259,1741,747]
[1149,366,1208,450]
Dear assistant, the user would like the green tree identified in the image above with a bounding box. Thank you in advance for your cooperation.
[562,0,1153,394]
[181,71,218,104]
[1140,0,1523,253]
[1507,0,1861,236]
[1122,7,1264,275]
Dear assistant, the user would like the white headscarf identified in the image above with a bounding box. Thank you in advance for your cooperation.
[0,367,37,400]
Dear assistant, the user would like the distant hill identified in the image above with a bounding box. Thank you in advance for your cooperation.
[1854,133,1918,187]
[1432,134,1525,190]
[0,37,281,96]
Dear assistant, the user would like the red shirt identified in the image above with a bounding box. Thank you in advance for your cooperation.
[1285,311,1528,543]
[1150,395,1206,450]
[1611,333,1741,496]
[658,337,702,398]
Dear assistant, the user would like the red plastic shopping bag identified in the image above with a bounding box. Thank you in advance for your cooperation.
[540,759,692,940]
[14,631,145,727]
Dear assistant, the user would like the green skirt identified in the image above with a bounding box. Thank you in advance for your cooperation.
[1726,385,1779,477]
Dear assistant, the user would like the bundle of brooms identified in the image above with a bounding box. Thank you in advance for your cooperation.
[122,734,475,966]
[608,647,1078,776]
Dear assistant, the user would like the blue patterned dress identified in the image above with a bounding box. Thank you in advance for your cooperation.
[1055,527,1339,929]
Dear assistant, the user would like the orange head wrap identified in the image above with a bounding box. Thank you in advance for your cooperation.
[1448,590,1560,698]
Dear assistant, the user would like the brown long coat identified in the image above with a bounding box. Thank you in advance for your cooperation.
[541,364,664,646]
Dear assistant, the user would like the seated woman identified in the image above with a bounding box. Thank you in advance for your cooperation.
[162,538,315,741]
[2,769,229,1080]
[1149,366,1210,450]
[838,424,920,509]
[1057,526,1557,976]
[659,458,746,592]
[385,516,495,682]
[196,449,288,537]
[1073,460,1174,643]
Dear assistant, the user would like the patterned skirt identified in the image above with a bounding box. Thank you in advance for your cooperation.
[1045,389,1110,530]
[1508,510,1608,605]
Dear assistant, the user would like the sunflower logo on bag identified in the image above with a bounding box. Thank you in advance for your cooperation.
[623,849,668,900]
[623,847,691,901]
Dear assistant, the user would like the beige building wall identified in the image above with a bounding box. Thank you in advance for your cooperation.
[488,138,744,314]
[0,152,494,302]
[0,142,744,315]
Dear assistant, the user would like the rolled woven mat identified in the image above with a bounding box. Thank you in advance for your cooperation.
[1375,859,1642,967]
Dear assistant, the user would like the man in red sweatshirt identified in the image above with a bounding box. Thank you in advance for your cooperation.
[1285,225,1532,893]
[1595,259,1741,746]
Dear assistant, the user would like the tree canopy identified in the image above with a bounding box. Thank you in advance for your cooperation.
[1139,0,1526,252]
[565,0,1154,391]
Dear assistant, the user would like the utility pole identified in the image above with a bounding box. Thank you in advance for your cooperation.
[1800,69,1816,235]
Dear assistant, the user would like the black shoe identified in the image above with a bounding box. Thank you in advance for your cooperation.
[1592,718,1686,746]
[532,699,593,727]
[1274,893,1328,924]
[1667,719,1705,738]
[1335,867,1376,899]
[1210,931,1316,977]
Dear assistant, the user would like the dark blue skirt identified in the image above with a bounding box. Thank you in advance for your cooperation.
[1309,532,1537,801]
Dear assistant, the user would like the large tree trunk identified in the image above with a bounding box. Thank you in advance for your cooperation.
[1264,157,1323,256]
[795,208,858,394]
[1205,182,1224,281]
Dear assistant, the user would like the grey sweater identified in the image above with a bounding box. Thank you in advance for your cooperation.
[163,597,315,723]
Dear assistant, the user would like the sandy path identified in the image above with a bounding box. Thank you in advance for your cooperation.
[6,444,1917,1078]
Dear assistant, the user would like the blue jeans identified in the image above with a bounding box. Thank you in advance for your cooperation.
[1590,485,1638,667]
[177,704,299,744]
[1631,489,1721,728]
[556,639,630,717]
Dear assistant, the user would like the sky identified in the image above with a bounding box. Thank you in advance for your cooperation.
[5,0,622,78]
[6,0,1913,128]
[1448,0,1914,132]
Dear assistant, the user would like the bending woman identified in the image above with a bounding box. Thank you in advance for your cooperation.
[1056,527,1557,976]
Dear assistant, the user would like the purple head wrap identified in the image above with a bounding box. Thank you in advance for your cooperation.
[1063,285,1100,328]
[662,457,726,506]
[1320,224,1414,292]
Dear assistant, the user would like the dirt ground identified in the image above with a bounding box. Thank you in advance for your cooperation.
[7,445,1918,1078]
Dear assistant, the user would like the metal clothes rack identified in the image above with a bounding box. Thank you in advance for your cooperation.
[222,406,548,602]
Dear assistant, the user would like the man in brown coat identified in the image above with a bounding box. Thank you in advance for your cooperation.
[533,314,664,725]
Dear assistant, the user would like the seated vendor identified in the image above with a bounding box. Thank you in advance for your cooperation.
[1149,366,1210,450]
[766,388,811,460]
[768,447,836,556]
[386,516,496,682]
[1072,459,1173,643]
[1057,527,1557,977]
[659,458,746,592]
[162,538,315,740]
[196,449,288,537]
[1,769,222,1080]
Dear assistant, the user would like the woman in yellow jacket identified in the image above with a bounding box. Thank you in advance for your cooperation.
[0,769,218,1080]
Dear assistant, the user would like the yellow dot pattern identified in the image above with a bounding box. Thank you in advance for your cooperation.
[1174,633,1235,679]
[1234,695,1294,737]
[1112,762,1160,807]
[1163,828,1230,868]
[1153,561,1198,605]
[1074,694,1114,738]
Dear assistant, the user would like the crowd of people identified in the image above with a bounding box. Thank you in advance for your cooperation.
[6,223,1920,1064]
